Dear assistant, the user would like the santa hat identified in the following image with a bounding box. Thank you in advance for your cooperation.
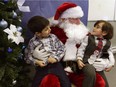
[50,2,84,25]
[55,2,84,19]
[49,2,84,25]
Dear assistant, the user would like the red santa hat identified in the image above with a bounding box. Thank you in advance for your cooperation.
[50,2,84,25]
[55,2,84,19]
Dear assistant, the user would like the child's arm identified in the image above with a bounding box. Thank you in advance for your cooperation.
[49,34,65,62]
[105,46,115,72]
[24,42,37,65]
[25,39,47,66]
[76,36,89,69]
[76,36,89,60]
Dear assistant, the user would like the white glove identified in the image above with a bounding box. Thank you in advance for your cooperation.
[93,58,109,71]
[32,44,50,61]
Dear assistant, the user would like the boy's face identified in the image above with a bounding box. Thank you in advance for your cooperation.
[91,22,107,38]
[36,25,51,38]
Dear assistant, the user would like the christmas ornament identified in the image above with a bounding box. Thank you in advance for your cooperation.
[17,26,22,32]
[22,45,26,49]
[19,18,22,22]
[7,47,13,53]
[0,19,8,28]
[18,53,23,60]
[12,11,17,18]
[12,79,17,85]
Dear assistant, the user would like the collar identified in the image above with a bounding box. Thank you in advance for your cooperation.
[94,36,104,40]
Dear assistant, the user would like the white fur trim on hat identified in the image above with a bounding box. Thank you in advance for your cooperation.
[61,6,84,18]
[48,17,59,26]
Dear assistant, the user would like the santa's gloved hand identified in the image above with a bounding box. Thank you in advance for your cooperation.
[93,58,109,71]
[64,66,73,73]
[32,44,50,61]
[64,66,73,75]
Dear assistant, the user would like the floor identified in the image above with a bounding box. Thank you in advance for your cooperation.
[105,53,116,87]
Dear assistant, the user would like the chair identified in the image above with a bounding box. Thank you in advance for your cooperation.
[39,72,105,87]
[39,74,60,87]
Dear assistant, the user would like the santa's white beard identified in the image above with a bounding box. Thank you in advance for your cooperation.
[59,20,89,61]
[59,20,88,44]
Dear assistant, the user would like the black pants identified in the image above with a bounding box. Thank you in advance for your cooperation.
[82,64,96,87]
[31,62,71,87]
[82,64,109,87]
[61,61,82,74]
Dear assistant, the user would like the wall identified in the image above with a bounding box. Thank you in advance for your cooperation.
[88,0,116,21]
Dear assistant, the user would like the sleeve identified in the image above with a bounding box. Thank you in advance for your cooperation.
[76,35,89,60]
[50,34,65,61]
[106,45,115,68]
[24,39,37,65]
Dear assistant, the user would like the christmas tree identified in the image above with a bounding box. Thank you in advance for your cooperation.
[0,0,31,87]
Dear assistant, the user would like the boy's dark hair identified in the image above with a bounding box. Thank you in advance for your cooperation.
[94,20,113,40]
[27,16,49,33]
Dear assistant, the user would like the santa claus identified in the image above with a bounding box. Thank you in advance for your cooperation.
[50,2,105,87]
[33,2,105,87]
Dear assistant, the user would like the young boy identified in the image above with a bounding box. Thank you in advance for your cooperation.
[76,20,115,87]
[25,16,71,87]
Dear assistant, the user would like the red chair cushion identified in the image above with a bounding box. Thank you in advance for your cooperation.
[39,74,60,87]
[68,72,105,87]
[39,73,105,87]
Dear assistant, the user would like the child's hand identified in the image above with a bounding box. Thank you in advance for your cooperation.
[48,57,57,64]
[77,59,85,69]
[35,60,46,67]
[105,66,113,72]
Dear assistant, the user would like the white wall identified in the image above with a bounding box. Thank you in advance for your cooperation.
[88,0,116,21]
